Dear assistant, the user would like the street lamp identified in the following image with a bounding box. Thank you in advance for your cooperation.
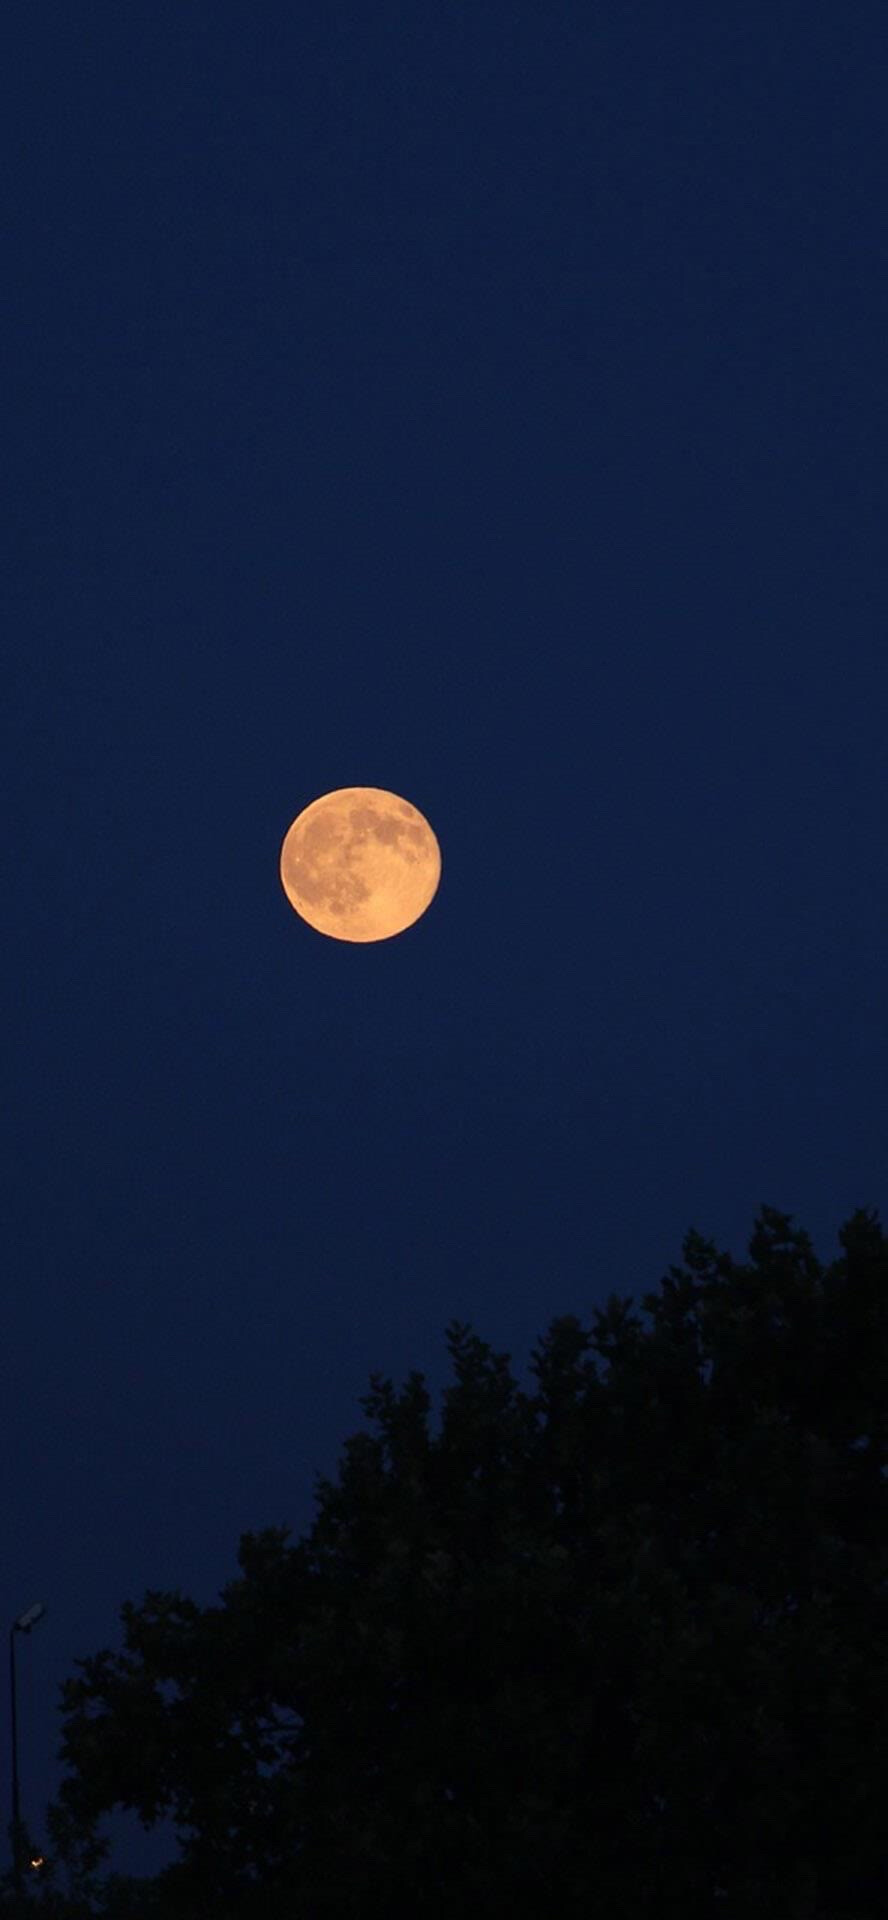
[9,1602,46,1900]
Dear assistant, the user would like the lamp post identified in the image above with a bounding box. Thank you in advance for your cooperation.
[9,1602,46,1901]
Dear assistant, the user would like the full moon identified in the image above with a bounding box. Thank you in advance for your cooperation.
[279,787,441,942]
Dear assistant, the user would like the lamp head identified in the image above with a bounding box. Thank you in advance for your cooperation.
[14,1603,46,1633]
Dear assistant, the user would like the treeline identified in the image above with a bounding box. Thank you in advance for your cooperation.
[5,1203,886,1917]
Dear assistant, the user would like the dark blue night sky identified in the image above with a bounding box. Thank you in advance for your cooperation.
[4,1,887,1877]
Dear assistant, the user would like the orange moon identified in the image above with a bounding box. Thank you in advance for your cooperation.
[279,787,441,942]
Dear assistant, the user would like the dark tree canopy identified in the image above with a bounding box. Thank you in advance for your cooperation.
[14,1204,888,1917]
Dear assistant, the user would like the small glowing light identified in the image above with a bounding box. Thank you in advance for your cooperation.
[30,1855,44,1871]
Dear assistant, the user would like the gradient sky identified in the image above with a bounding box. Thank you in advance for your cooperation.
[4,1,887,1880]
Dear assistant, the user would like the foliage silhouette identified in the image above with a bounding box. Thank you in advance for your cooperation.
[26,1204,888,1916]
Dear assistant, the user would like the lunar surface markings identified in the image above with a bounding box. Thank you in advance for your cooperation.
[280,787,441,942]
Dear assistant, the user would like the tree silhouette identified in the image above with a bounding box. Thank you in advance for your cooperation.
[33,1205,888,1916]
